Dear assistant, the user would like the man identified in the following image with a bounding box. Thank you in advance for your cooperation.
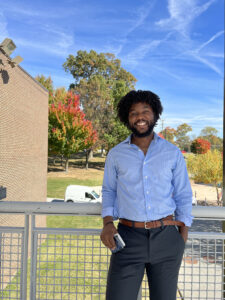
[101,90,193,300]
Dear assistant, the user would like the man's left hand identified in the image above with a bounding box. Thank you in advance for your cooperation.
[179,226,188,243]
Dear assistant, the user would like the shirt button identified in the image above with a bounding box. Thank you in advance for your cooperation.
[145,176,148,179]
[146,191,149,194]
[144,162,146,165]
[148,206,151,210]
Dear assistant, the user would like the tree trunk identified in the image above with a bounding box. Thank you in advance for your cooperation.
[61,155,64,166]
[85,150,90,170]
[215,185,220,206]
[88,149,93,159]
[101,146,104,157]
[65,158,69,173]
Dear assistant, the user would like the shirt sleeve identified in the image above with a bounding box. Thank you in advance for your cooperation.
[101,151,117,219]
[172,150,193,227]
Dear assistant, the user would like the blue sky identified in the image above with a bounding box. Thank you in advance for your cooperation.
[0,0,224,137]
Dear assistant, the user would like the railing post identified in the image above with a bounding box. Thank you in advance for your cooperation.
[0,232,2,291]
[30,215,37,300]
[21,214,29,300]
[137,285,142,300]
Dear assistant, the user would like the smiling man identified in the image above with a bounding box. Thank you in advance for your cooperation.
[100,90,193,300]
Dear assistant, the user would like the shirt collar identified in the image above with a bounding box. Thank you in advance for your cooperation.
[123,132,160,145]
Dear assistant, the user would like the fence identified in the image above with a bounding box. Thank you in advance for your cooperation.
[0,201,224,299]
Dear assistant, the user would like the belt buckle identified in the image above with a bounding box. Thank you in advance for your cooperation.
[144,221,151,229]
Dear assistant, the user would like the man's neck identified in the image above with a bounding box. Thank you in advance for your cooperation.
[131,132,154,154]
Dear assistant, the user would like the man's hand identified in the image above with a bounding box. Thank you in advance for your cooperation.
[179,226,188,243]
[100,220,118,250]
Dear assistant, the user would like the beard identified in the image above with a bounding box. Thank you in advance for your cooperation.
[129,120,156,138]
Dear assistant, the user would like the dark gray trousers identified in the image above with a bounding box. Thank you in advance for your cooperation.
[106,223,185,300]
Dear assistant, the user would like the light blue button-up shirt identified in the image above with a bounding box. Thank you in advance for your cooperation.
[102,133,193,226]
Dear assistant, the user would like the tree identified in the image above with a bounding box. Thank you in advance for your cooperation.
[63,50,136,88]
[35,75,54,103]
[175,123,192,151]
[102,80,132,153]
[199,126,222,151]
[159,127,176,144]
[103,120,130,153]
[187,150,222,205]
[74,75,114,151]
[191,138,211,154]
[49,92,97,172]
[64,50,137,153]
[200,126,218,138]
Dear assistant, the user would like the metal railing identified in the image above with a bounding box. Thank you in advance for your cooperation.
[0,201,224,300]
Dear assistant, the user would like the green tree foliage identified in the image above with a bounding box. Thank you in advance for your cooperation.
[187,150,222,205]
[175,123,192,151]
[35,75,54,103]
[49,92,97,172]
[74,75,114,148]
[191,138,211,154]
[53,87,68,105]
[63,50,136,88]
[200,126,218,138]
[159,127,177,144]
[35,74,54,93]
[199,126,222,151]
[103,80,132,152]
[103,120,130,153]
[64,50,137,152]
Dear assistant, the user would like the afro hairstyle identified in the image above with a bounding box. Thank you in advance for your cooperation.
[117,90,163,127]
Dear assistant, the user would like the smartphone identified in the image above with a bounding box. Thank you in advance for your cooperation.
[111,233,126,253]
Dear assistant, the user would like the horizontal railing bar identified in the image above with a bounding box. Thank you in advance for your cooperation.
[0,226,24,232]
[0,201,225,219]
[32,228,225,239]
[0,201,101,215]
[188,232,225,239]
[33,228,101,234]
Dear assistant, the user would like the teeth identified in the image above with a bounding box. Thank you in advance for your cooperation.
[137,122,146,125]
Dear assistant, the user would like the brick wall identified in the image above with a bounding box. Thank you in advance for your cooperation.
[0,50,48,226]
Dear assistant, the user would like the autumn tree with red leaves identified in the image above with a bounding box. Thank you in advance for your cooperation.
[49,92,97,172]
[191,138,211,154]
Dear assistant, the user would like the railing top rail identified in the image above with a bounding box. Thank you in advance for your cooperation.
[0,201,225,220]
[0,201,101,216]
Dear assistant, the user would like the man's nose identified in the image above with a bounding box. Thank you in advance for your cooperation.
[136,112,146,119]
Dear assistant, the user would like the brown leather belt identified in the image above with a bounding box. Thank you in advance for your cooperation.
[119,215,185,229]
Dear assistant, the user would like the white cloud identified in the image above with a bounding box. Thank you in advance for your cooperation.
[41,25,74,51]
[13,24,75,58]
[116,1,156,56]
[1,4,73,19]
[191,53,223,75]
[155,113,223,137]
[156,0,216,36]
[195,30,224,53]
[127,1,156,35]
[204,52,224,58]
[124,40,162,66]
[15,38,70,57]
[155,0,223,76]
[123,32,172,67]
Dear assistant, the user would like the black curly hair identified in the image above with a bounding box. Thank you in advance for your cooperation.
[117,90,163,127]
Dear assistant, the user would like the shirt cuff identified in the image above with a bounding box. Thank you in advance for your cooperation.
[101,207,114,219]
[175,214,193,227]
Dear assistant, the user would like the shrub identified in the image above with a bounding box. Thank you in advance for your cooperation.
[191,138,211,154]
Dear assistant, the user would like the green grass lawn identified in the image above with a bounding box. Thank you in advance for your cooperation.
[47,177,103,199]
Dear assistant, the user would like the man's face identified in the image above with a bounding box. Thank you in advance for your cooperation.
[128,102,156,137]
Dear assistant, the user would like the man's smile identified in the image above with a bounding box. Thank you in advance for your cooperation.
[135,120,148,127]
